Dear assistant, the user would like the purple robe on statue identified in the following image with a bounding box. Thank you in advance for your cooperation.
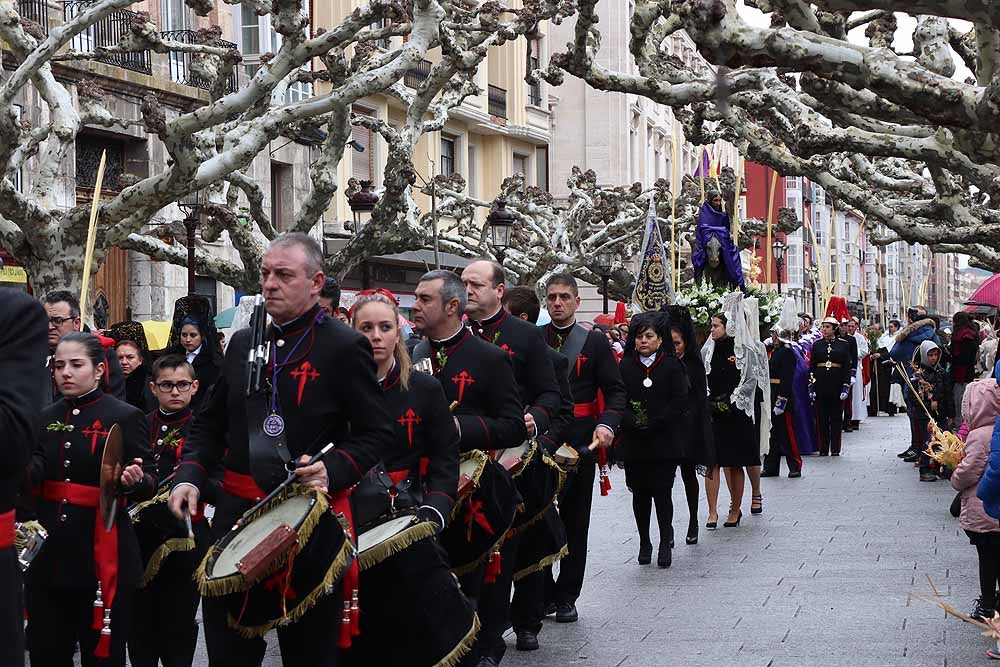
[692,202,745,290]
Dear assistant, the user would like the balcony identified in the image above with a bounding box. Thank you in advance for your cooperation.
[64,1,151,74]
[488,85,507,119]
[161,30,239,93]
[404,59,432,88]
[17,0,49,32]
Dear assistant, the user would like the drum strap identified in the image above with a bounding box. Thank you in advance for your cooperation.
[246,391,293,492]
[558,324,589,379]
[41,481,119,658]
[0,510,13,549]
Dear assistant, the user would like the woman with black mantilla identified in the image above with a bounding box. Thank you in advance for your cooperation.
[109,320,156,413]
[619,311,690,569]
[165,296,223,408]
[27,332,156,666]
[347,289,478,667]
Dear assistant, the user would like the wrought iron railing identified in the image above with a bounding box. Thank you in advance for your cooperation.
[488,85,507,119]
[17,0,50,33]
[63,1,151,74]
[161,30,239,93]
[404,59,432,88]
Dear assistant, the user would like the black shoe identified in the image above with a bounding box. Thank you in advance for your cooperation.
[477,658,500,667]
[831,452,840,457]
[543,602,557,616]
[657,543,672,568]
[971,597,995,622]
[920,472,938,482]
[638,541,652,565]
[818,451,829,457]
[897,449,913,458]
[668,526,674,549]
[788,470,802,478]
[516,631,540,651]
[760,470,779,477]
[686,519,698,545]
[751,495,763,515]
[556,603,578,623]
[903,453,920,463]
[723,510,742,528]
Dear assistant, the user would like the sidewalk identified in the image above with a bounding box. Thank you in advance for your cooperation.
[504,414,988,667]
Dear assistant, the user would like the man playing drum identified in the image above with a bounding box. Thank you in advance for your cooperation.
[168,233,396,667]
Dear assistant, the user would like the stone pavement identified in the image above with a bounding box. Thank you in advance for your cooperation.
[503,413,987,667]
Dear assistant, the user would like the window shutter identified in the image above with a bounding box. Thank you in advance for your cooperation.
[352,107,373,181]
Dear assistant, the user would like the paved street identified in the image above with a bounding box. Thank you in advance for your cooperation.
[57,413,990,666]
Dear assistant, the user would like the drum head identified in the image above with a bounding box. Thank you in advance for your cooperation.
[456,450,489,505]
[357,514,438,571]
[211,494,315,580]
[555,445,579,465]
[358,515,417,554]
[497,445,529,471]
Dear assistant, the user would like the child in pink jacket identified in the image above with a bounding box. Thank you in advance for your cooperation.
[951,380,1000,634]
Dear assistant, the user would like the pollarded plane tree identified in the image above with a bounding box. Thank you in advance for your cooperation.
[535,0,1000,271]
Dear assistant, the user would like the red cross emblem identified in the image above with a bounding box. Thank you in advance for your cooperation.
[576,354,588,377]
[464,498,494,542]
[81,419,110,455]
[396,409,422,448]
[452,370,475,403]
[500,344,515,357]
[289,361,320,406]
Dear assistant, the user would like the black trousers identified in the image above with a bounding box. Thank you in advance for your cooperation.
[764,411,802,474]
[26,584,134,667]
[0,548,23,667]
[127,551,202,667]
[476,532,522,662]
[814,396,843,455]
[511,568,546,636]
[843,387,853,425]
[546,457,596,606]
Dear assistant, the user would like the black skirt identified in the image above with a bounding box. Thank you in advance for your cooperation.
[710,403,761,468]
[624,460,680,494]
[966,529,1000,547]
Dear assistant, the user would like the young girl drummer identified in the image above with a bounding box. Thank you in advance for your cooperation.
[26,332,156,666]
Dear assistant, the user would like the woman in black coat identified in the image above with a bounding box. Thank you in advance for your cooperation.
[166,296,223,409]
[665,305,715,546]
[619,312,690,568]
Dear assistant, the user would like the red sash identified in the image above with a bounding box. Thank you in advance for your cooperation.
[573,401,599,418]
[222,470,266,502]
[0,510,13,549]
[41,481,119,657]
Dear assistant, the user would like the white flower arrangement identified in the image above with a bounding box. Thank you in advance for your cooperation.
[674,280,783,330]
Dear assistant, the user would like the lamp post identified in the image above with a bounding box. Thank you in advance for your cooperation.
[487,199,516,262]
[596,250,613,314]
[348,181,379,289]
[772,238,786,295]
[176,189,204,296]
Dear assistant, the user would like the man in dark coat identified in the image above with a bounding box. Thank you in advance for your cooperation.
[810,317,853,456]
[168,233,397,667]
[891,307,939,459]
[763,330,802,477]
[0,289,49,667]
[541,273,626,623]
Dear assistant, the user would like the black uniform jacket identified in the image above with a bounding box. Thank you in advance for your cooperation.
[353,363,460,525]
[173,304,396,495]
[769,344,796,407]
[810,337,853,398]
[619,352,690,464]
[542,322,626,447]
[0,289,49,515]
[537,348,574,455]
[146,406,222,505]
[29,389,155,590]
[840,333,859,379]
[425,325,527,453]
[470,308,561,437]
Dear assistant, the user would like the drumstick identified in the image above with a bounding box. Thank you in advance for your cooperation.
[587,436,601,452]
[235,442,338,528]
[449,401,459,412]
[183,507,194,539]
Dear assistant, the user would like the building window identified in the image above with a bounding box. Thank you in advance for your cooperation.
[270,160,293,232]
[785,176,798,189]
[440,136,456,178]
[237,1,312,103]
[468,144,478,197]
[11,105,22,193]
[352,106,375,183]
[512,153,528,179]
[535,147,548,192]
[76,135,126,192]
[488,85,507,119]
[528,39,542,106]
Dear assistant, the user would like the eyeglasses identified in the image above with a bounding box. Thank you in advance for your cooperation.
[49,316,75,327]
[154,381,194,393]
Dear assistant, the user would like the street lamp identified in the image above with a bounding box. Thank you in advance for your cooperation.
[487,199,516,261]
[347,180,380,289]
[772,238,786,295]
[177,189,205,296]
[596,250,613,314]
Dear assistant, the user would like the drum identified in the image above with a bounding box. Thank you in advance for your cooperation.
[456,449,489,505]
[495,443,532,476]
[502,442,565,536]
[512,504,568,582]
[14,521,47,572]
[357,513,437,571]
[554,444,580,469]
[440,453,518,577]
[196,484,355,637]
[130,484,197,586]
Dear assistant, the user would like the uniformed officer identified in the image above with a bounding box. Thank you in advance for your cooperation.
[27,331,156,666]
[0,288,48,667]
[809,317,852,456]
[167,233,396,667]
[763,329,802,477]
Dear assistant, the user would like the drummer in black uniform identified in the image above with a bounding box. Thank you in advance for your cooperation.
[168,233,396,667]
[542,273,626,623]
[347,290,477,667]
[0,289,48,667]
[809,317,852,456]
[410,270,526,603]
[462,260,562,666]
[27,331,156,666]
[128,354,220,667]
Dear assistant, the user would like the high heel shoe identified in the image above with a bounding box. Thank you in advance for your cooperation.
[750,494,763,515]
[657,543,672,568]
[686,519,698,545]
[723,510,743,528]
[638,541,652,565]
[705,511,718,530]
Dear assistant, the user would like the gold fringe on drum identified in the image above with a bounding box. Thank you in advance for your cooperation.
[512,544,568,583]
[435,612,481,667]
[508,454,566,537]
[449,532,508,578]
[195,485,331,598]
[128,486,172,524]
[141,536,195,587]
[449,450,489,522]
[358,520,438,572]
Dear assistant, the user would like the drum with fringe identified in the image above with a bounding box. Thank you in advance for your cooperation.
[498,443,565,536]
[195,484,355,637]
[130,483,207,586]
[512,504,568,583]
